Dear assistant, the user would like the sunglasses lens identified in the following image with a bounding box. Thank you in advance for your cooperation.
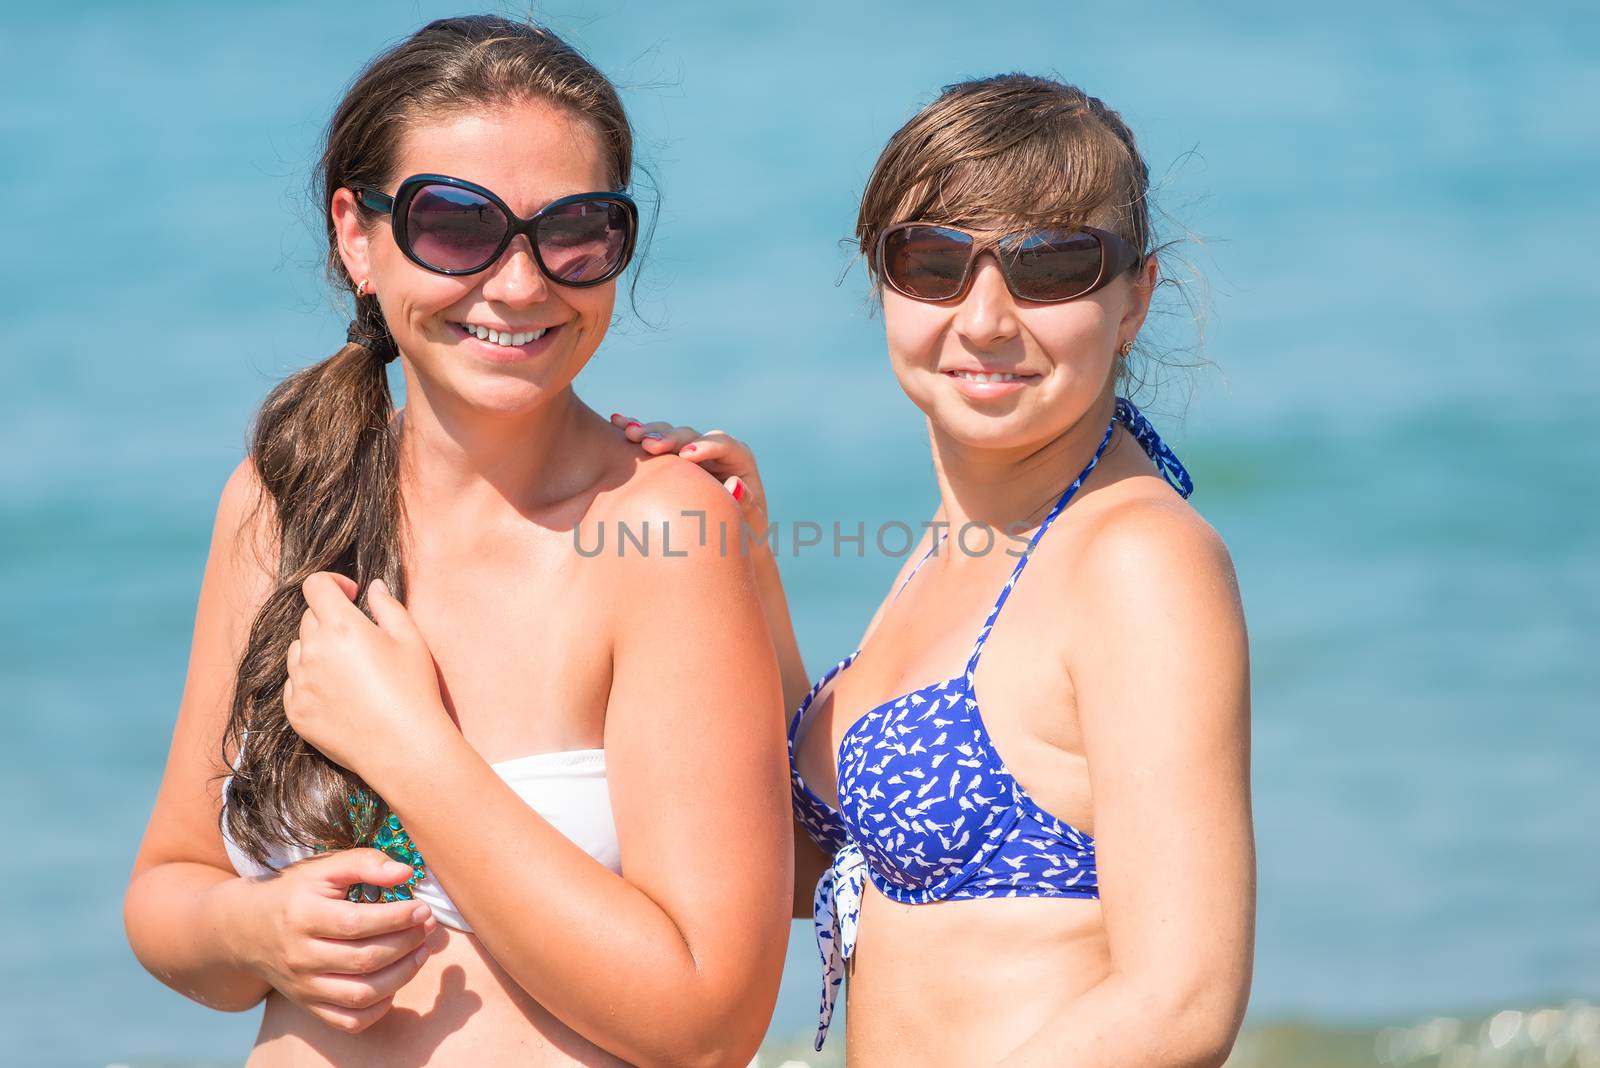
[536,198,633,284]
[882,225,972,300]
[404,184,508,272]
[1002,229,1105,301]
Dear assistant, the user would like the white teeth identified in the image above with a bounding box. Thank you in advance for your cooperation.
[460,323,548,346]
[954,370,1023,383]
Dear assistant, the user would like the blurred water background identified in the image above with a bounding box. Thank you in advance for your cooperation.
[2,1,1596,1065]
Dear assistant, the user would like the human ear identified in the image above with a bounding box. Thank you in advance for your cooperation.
[330,187,373,289]
[1120,255,1159,337]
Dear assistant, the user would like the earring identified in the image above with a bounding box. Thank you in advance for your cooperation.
[1117,339,1135,357]
[355,278,371,298]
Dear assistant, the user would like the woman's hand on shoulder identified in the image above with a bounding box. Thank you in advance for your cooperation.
[609,412,769,535]
[220,848,437,1034]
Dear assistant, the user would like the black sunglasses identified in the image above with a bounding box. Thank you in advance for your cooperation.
[354,173,638,286]
[876,222,1143,304]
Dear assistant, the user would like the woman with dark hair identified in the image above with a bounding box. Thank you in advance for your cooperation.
[123,16,790,1066]
[624,75,1255,1065]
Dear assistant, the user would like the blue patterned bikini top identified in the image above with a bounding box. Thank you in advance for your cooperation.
[788,397,1193,1050]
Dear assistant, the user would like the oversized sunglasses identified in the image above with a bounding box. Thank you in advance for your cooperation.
[354,174,638,285]
[876,222,1143,303]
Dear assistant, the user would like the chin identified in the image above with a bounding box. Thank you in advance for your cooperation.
[413,357,576,419]
[928,406,1047,452]
[463,373,572,415]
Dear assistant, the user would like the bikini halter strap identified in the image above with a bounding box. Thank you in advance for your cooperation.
[1116,396,1194,499]
[963,397,1193,678]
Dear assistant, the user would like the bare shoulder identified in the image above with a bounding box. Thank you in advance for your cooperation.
[593,453,747,565]
[216,456,275,552]
[211,458,279,636]
[1057,479,1249,741]
[1069,480,1240,615]
[129,458,280,874]
[603,451,735,514]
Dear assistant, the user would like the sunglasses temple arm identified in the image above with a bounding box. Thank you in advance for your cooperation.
[1113,235,1146,277]
[355,188,395,215]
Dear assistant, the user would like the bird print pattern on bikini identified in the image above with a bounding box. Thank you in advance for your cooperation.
[788,398,1194,1050]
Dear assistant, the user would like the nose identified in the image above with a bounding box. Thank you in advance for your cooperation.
[478,235,551,307]
[952,254,1020,348]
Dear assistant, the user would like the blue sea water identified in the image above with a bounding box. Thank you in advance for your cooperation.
[2,2,1596,1065]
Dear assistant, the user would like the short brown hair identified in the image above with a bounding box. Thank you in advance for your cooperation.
[856,74,1151,282]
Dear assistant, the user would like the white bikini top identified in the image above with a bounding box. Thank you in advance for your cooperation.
[222,746,621,933]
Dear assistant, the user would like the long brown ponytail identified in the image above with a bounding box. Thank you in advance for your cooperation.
[223,15,634,862]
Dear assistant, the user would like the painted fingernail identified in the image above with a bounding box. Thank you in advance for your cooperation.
[609,412,623,421]
[729,478,745,502]
[680,444,697,454]
[624,421,641,430]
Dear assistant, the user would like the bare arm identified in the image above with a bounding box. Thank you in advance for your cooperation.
[748,541,811,718]
[124,461,432,1030]
[124,461,278,1011]
[296,461,793,1067]
[609,414,812,716]
[996,501,1254,1068]
[608,416,954,921]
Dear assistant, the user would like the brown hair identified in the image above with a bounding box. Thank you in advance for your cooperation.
[859,73,1151,268]
[857,74,1194,393]
[223,15,634,863]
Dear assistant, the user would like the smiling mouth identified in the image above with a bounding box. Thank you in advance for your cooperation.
[946,369,1035,383]
[451,321,551,347]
